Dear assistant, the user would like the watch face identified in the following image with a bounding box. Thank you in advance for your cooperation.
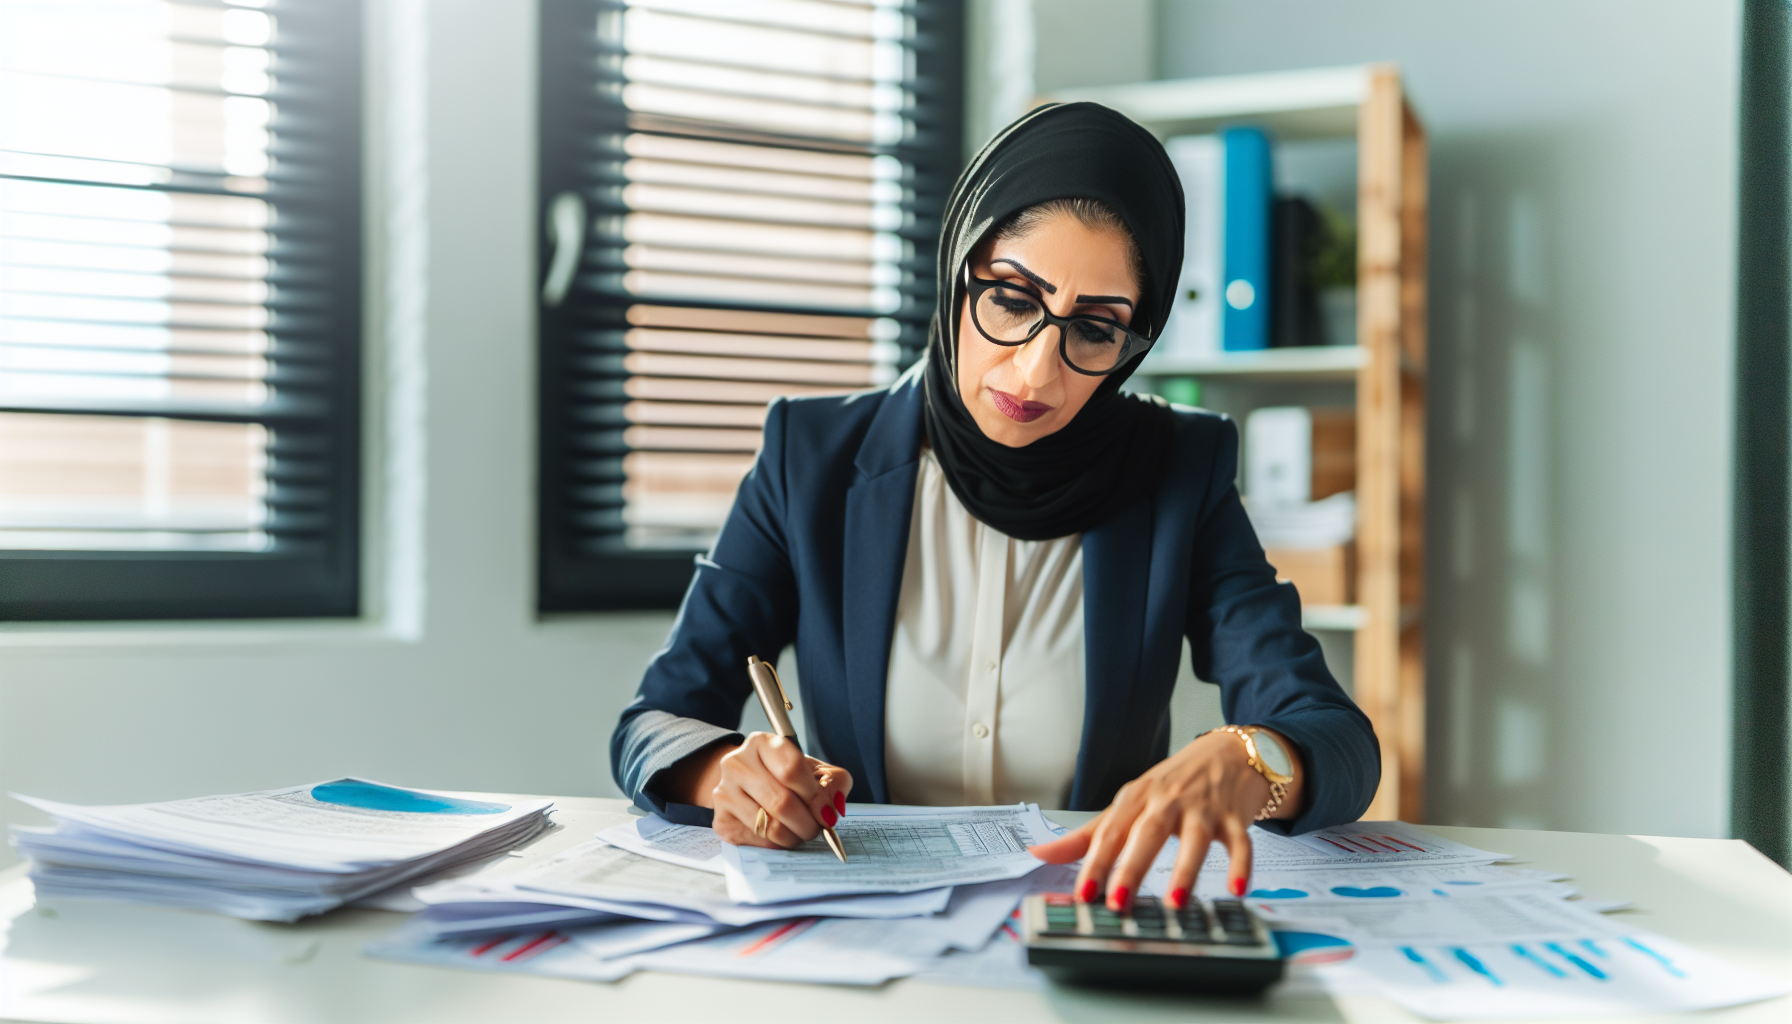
[1254,731,1294,778]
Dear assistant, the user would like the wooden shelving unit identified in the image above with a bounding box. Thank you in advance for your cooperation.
[1142,345,1368,381]
[1053,64,1428,822]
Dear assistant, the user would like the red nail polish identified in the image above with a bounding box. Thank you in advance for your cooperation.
[1077,878,1098,903]
[1169,887,1188,909]
[1229,877,1247,897]
[1111,885,1131,909]
[820,805,837,827]
[834,792,846,814]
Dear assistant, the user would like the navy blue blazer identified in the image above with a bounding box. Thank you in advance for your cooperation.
[610,368,1379,834]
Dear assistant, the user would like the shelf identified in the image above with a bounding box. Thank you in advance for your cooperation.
[1302,605,1366,631]
[1136,346,1366,381]
[1051,64,1373,140]
[1297,605,1425,633]
[1051,63,1427,821]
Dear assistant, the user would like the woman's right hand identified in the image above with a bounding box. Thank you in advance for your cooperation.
[681,732,853,849]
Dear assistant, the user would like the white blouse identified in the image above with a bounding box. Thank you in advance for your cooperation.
[884,449,1087,808]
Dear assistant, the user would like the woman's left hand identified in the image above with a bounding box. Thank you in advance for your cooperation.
[1027,727,1302,911]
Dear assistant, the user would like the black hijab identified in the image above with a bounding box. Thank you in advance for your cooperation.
[920,101,1185,541]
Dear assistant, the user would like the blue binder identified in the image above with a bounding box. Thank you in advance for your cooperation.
[1221,127,1273,351]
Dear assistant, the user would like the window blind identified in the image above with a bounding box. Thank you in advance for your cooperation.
[538,0,962,610]
[0,0,361,619]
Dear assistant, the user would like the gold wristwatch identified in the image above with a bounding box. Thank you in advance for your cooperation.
[1209,725,1296,821]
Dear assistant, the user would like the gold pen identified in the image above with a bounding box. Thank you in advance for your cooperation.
[746,655,848,863]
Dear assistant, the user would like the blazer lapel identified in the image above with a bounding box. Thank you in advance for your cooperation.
[840,372,924,803]
[1071,496,1155,810]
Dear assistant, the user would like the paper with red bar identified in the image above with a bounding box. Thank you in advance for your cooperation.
[622,914,953,985]
[1204,821,1508,875]
[1132,821,1508,899]
[1287,822,1511,865]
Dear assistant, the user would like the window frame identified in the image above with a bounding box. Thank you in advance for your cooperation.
[0,0,365,622]
[1733,0,1792,866]
[535,0,965,612]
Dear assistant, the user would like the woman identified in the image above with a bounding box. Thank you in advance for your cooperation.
[611,103,1378,912]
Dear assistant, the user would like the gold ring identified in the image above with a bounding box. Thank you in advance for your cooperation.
[753,807,770,838]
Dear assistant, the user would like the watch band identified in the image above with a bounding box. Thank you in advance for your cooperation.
[1255,779,1290,822]
[1206,725,1293,822]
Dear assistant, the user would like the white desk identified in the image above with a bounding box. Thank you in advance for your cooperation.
[2,797,1789,1024]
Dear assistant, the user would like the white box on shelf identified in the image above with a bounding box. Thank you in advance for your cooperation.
[1246,406,1313,506]
[1161,134,1221,360]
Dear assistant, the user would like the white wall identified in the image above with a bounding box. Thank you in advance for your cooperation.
[1032,0,1156,93]
[962,0,1157,153]
[0,0,676,859]
[1154,0,1740,838]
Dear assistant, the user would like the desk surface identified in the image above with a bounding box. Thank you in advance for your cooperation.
[2,797,1789,1024]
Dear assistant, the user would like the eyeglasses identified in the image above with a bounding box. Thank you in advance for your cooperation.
[963,267,1153,376]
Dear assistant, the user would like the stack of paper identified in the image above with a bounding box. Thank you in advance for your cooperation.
[368,803,1066,985]
[12,779,553,922]
[1244,490,1356,548]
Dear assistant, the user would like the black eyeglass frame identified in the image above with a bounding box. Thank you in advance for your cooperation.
[962,266,1155,376]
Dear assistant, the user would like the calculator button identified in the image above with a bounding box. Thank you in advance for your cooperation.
[1174,905,1213,941]
[1131,901,1165,933]
[1089,907,1125,937]
[1213,899,1252,928]
[1212,899,1258,943]
[1134,918,1168,938]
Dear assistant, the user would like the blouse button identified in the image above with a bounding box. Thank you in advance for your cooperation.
[985,660,998,673]
[972,722,990,739]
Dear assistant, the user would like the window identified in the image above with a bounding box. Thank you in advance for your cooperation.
[0,0,362,620]
[537,0,963,611]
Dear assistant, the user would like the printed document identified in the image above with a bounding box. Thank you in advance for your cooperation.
[623,915,939,985]
[16,782,552,871]
[508,838,952,925]
[1254,888,1622,946]
[371,865,1047,988]
[909,863,1079,992]
[1253,880,1790,1018]
[1343,933,1789,1020]
[723,803,1055,903]
[596,817,727,873]
[1131,820,1509,901]
[13,779,552,921]
[364,919,698,983]
[1177,863,1575,904]
[617,870,1048,985]
[1194,821,1508,876]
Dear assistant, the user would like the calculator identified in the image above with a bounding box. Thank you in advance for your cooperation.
[1021,893,1285,992]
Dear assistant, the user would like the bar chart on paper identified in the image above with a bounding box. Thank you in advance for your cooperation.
[1239,859,1792,1019]
[1354,934,1789,1019]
